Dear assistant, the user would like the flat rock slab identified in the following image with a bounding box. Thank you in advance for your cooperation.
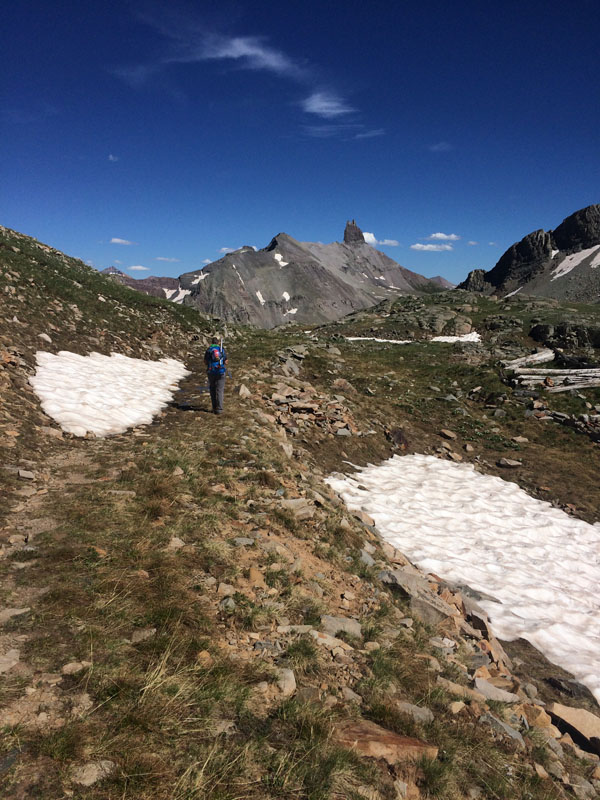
[280,498,315,520]
[321,615,362,639]
[479,713,525,750]
[71,760,116,787]
[548,702,600,755]
[0,649,20,675]
[334,718,438,764]
[474,677,520,703]
[0,608,30,625]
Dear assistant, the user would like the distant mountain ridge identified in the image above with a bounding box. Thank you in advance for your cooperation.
[101,267,189,303]
[178,221,442,328]
[459,205,600,302]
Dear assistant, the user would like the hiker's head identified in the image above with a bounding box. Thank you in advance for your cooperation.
[211,337,219,344]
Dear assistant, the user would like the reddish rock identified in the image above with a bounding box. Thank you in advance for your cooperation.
[334,718,438,764]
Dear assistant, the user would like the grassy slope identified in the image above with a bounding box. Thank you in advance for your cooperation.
[1,227,599,798]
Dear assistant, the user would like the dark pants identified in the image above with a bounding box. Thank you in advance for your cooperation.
[208,374,226,414]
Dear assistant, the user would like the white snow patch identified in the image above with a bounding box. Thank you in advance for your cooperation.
[431,331,481,343]
[282,291,290,302]
[256,290,265,305]
[163,288,178,299]
[376,275,386,280]
[274,253,289,267]
[326,454,600,703]
[503,287,522,299]
[231,264,245,286]
[551,249,559,258]
[346,337,413,344]
[30,351,190,438]
[551,245,600,281]
[171,289,191,304]
[284,307,298,315]
[191,273,209,285]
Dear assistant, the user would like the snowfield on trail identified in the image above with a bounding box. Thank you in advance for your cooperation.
[30,351,189,437]
[327,454,600,703]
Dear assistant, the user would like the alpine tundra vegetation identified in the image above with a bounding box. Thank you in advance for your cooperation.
[1,221,600,799]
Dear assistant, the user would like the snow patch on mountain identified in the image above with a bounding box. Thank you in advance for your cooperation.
[551,245,600,281]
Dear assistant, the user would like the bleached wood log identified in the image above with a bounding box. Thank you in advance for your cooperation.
[515,367,600,376]
[502,349,554,369]
[546,380,600,393]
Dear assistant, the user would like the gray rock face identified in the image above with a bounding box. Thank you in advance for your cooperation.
[458,204,600,302]
[487,229,554,287]
[553,204,600,251]
[179,224,437,329]
[344,219,365,244]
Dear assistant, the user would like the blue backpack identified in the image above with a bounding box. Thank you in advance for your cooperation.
[207,345,226,376]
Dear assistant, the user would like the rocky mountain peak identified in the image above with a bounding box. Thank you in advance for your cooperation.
[344,219,365,245]
[552,204,600,251]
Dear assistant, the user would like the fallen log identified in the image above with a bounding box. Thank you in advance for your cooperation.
[514,368,600,377]
[501,349,554,369]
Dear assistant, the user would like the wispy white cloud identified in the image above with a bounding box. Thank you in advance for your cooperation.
[302,124,359,139]
[108,154,119,162]
[155,256,180,262]
[111,237,136,245]
[410,243,453,252]
[114,259,122,264]
[201,259,212,264]
[428,232,460,241]
[354,128,385,140]
[219,246,234,253]
[467,241,478,246]
[364,232,399,247]
[489,241,498,246]
[129,265,150,271]
[301,91,354,119]
[196,34,305,79]
[429,141,453,152]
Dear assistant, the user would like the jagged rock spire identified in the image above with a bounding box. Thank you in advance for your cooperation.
[344,219,365,244]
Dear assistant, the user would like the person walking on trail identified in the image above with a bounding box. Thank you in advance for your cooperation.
[204,337,228,415]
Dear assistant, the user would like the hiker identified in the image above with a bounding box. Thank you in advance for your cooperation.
[204,337,228,415]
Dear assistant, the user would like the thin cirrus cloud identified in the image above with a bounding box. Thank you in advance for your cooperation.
[410,243,453,252]
[155,256,180,262]
[110,237,136,245]
[355,128,385,139]
[108,154,119,162]
[128,265,150,271]
[116,13,366,136]
[301,91,354,119]
[219,246,235,253]
[428,232,460,241]
[196,34,306,80]
[468,241,478,246]
[429,141,453,152]
[364,232,399,247]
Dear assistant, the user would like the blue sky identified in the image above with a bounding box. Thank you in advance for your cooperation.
[2,0,599,283]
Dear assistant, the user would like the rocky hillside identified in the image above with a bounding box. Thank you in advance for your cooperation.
[178,221,439,328]
[2,224,600,799]
[459,205,600,302]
